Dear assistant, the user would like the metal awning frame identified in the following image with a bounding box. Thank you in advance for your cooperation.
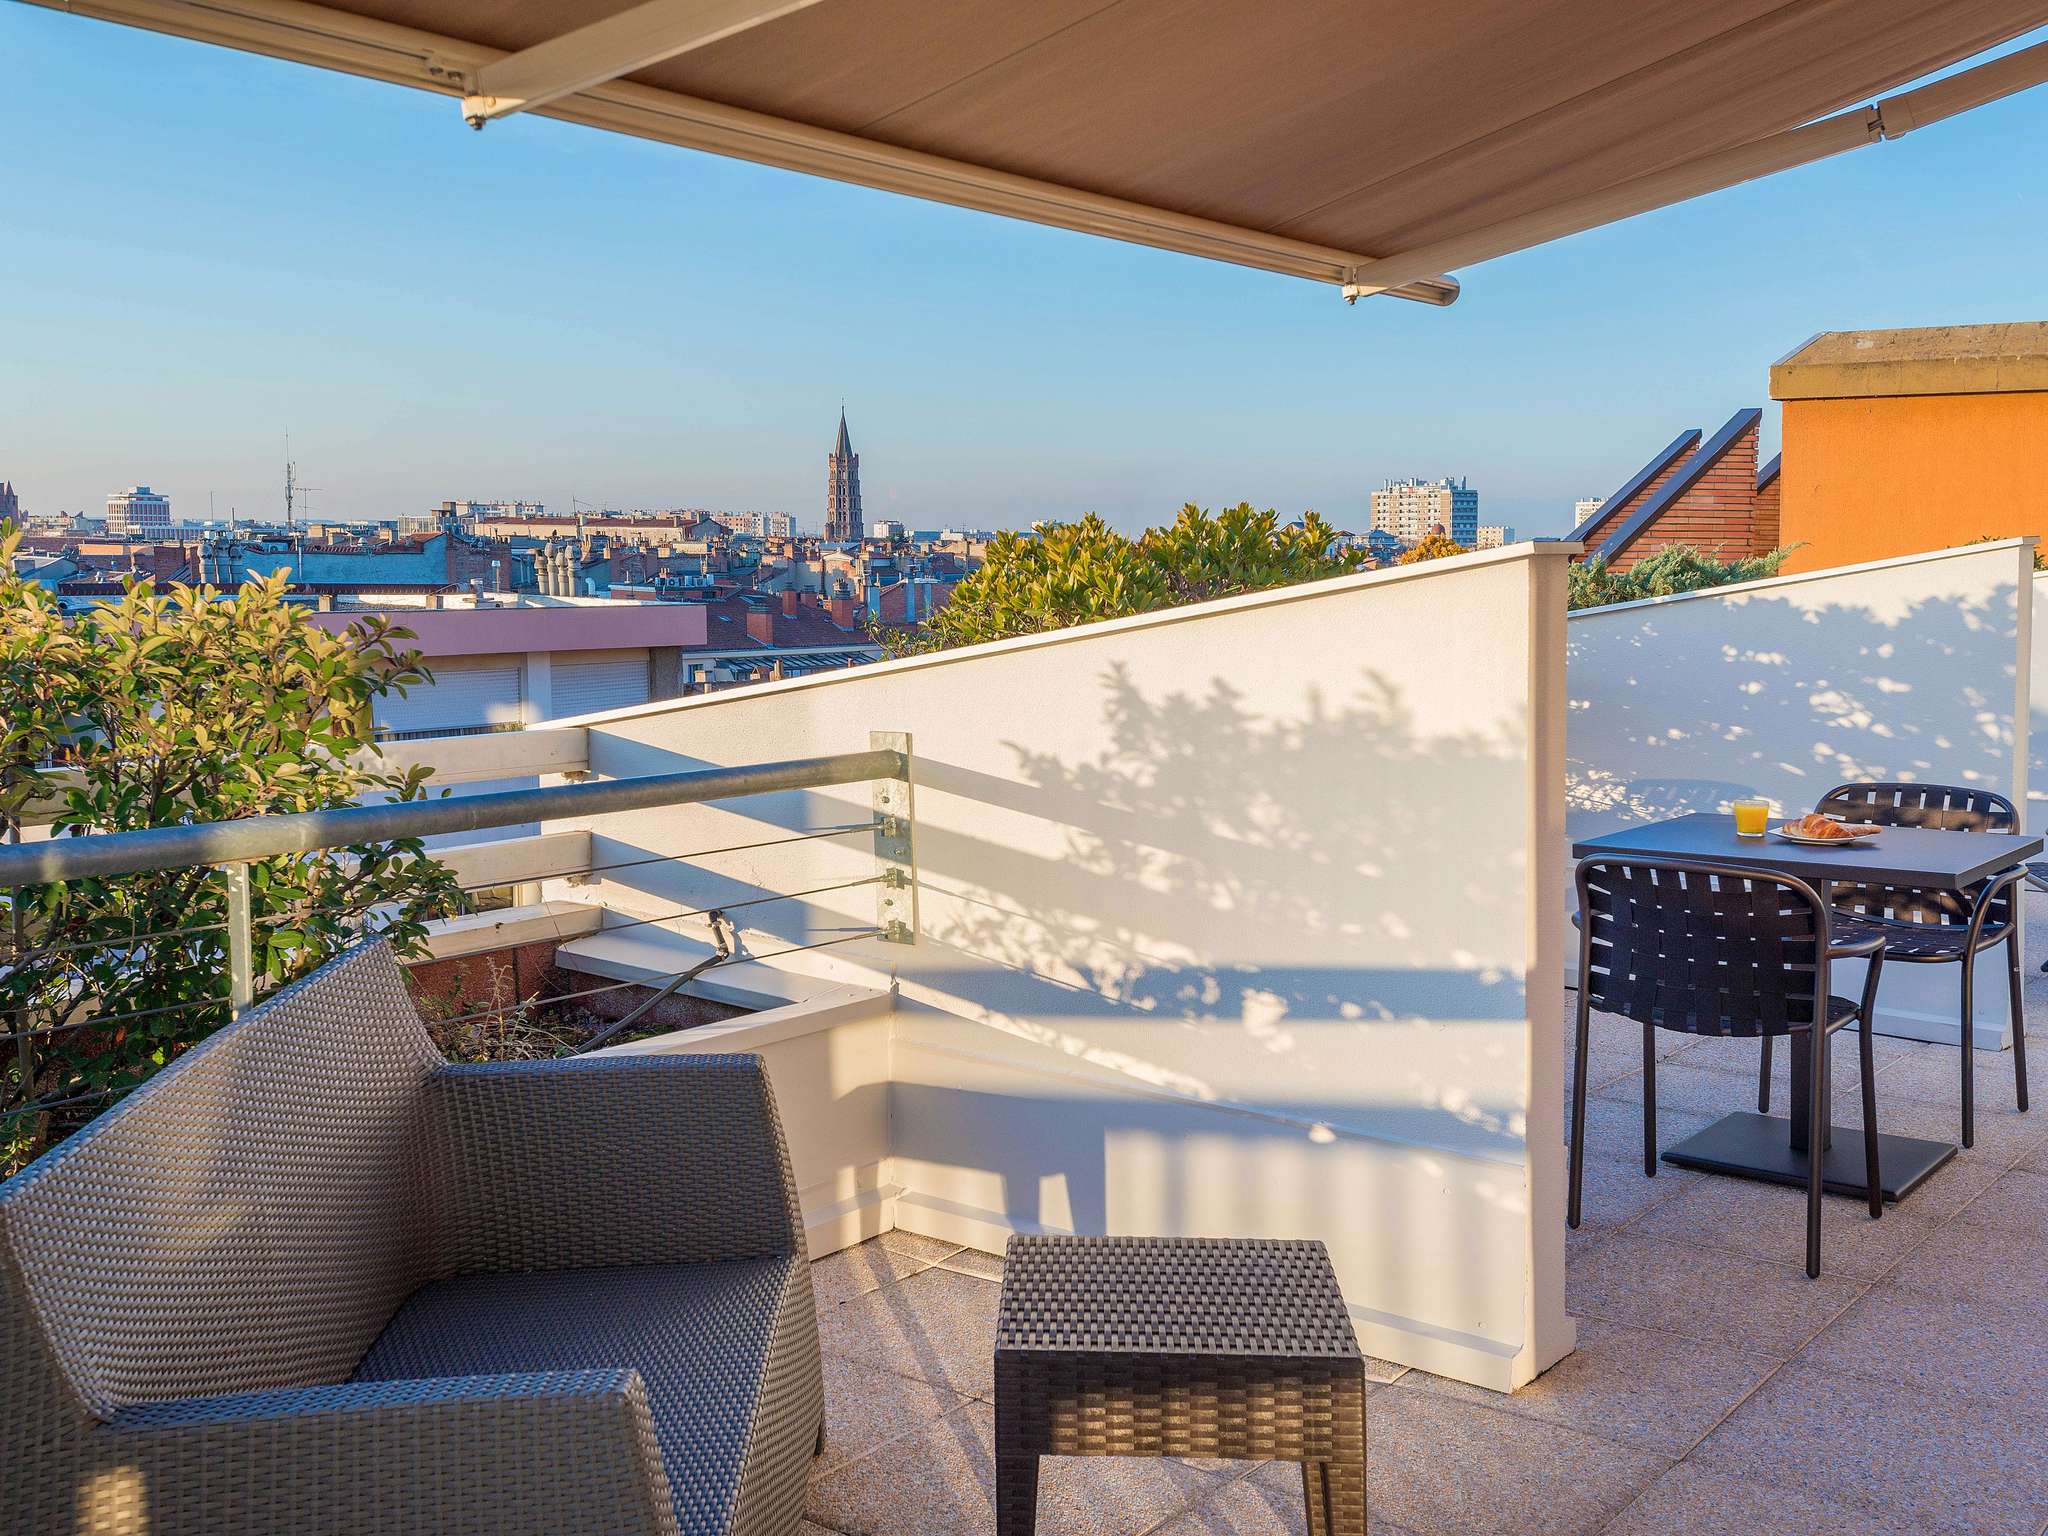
[26,0,2048,303]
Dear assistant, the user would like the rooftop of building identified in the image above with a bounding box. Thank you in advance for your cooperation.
[1772,321,2048,400]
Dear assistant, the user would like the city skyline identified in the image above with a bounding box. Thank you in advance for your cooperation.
[4,9,2047,538]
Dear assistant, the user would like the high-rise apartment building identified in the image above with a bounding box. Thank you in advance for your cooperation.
[1369,477,1477,546]
[825,409,863,543]
[1475,525,1515,549]
[1573,496,1606,527]
[107,485,171,535]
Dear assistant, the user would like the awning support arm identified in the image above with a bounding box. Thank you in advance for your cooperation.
[1342,38,2048,301]
[462,0,826,126]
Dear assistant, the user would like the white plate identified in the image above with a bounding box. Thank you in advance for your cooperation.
[1771,825,1880,846]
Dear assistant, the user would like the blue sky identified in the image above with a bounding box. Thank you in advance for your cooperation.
[3,8,2046,537]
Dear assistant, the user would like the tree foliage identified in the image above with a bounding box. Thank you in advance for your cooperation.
[1395,532,1468,566]
[1566,545,1790,611]
[885,503,1358,653]
[1,526,460,1171]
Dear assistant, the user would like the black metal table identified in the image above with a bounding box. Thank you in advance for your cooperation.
[1572,812,2043,1202]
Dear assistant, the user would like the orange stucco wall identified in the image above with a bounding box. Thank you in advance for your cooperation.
[1778,391,2048,573]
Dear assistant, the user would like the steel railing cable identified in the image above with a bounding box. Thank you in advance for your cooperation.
[2,920,232,964]
[421,927,883,1034]
[442,820,879,899]
[590,877,884,941]
[0,993,230,1046]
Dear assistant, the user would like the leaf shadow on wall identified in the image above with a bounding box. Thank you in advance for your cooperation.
[896,659,1540,1242]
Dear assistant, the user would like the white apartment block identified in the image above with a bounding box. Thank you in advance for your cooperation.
[106,485,171,535]
[708,510,796,539]
[1475,524,1515,549]
[1369,477,1478,546]
[1573,496,1606,527]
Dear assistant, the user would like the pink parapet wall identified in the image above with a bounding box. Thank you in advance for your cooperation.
[306,602,709,658]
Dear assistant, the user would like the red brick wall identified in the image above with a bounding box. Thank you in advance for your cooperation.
[1610,418,1761,571]
[1576,446,1695,553]
[1752,470,1781,553]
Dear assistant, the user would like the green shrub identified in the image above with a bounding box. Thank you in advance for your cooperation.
[884,503,1358,654]
[1,525,460,1171]
[1567,545,1791,611]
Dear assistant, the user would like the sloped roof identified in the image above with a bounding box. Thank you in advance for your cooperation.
[1575,429,1701,549]
[1592,408,1762,565]
[33,0,2048,300]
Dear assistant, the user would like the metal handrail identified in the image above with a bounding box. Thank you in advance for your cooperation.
[0,748,907,886]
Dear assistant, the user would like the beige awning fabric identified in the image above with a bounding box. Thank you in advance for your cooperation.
[33,0,2048,302]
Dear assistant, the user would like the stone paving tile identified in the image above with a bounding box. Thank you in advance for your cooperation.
[1149,1460,1415,1535]
[1796,1278,2048,1405]
[1620,1170,1940,1280]
[1402,1317,1778,1457]
[805,1401,1225,1536]
[811,1240,946,1309]
[1565,1152,1703,1233]
[1566,1012,1698,1095]
[1681,1028,1925,1083]
[1685,1361,2048,1536]
[933,1245,1005,1281]
[1363,1386,1670,1536]
[1880,1218,2048,1303]
[815,1348,973,1475]
[1880,1044,2031,1116]
[1673,1032,1907,1120]
[876,1229,967,1262]
[1566,1233,1864,1357]
[1946,1165,2048,1237]
[1564,1093,1718,1152]
[819,1263,1004,1400]
[1834,1091,2044,1167]
[1590,1060,1813,1119]
[1598,1462,1925,1536]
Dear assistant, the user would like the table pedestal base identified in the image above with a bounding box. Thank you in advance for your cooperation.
[1662,1111,1955,1203]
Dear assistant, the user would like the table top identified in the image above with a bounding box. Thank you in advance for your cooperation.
[995,1236,1360,1360]
[1573,812,2043,889]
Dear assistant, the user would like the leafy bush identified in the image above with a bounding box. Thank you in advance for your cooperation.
[1,526,461,1172]
[1567,545,1790,611]
[1395,532,1468,566]
[884,503,1358,653]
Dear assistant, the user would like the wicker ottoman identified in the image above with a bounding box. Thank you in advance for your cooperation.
[993,1235,1367,1536]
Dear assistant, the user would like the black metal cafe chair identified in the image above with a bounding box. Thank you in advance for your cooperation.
[1790,782,2030,1148]
[1569,856,1886,1278]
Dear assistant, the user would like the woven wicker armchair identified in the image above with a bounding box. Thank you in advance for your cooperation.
[0,940,822,1536]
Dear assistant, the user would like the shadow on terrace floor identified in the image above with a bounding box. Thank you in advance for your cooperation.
[799,898,2048,1536]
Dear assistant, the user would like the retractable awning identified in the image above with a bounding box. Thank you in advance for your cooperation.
[29,0,2048,303]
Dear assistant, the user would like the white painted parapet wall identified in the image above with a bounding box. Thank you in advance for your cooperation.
[1568,538,2035,1049]
[556,544,1576,1391]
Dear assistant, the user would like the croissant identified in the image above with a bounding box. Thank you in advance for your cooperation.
[1789,812,1855,840]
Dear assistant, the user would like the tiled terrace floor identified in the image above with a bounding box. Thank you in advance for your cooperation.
[800,951,2048,1536]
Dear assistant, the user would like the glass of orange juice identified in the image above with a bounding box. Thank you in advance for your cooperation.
[1733,797,1771,838]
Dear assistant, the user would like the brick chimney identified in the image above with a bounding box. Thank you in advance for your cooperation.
[828,596,857,628]
[746,607,779,645]
[779,589,799,615]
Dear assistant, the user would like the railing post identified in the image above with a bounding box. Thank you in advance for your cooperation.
[871,730,917,945]
[5,822,30,1108]
[221,862,255,1018]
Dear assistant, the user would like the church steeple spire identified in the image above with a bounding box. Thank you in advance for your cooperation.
[826,406,863,543]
